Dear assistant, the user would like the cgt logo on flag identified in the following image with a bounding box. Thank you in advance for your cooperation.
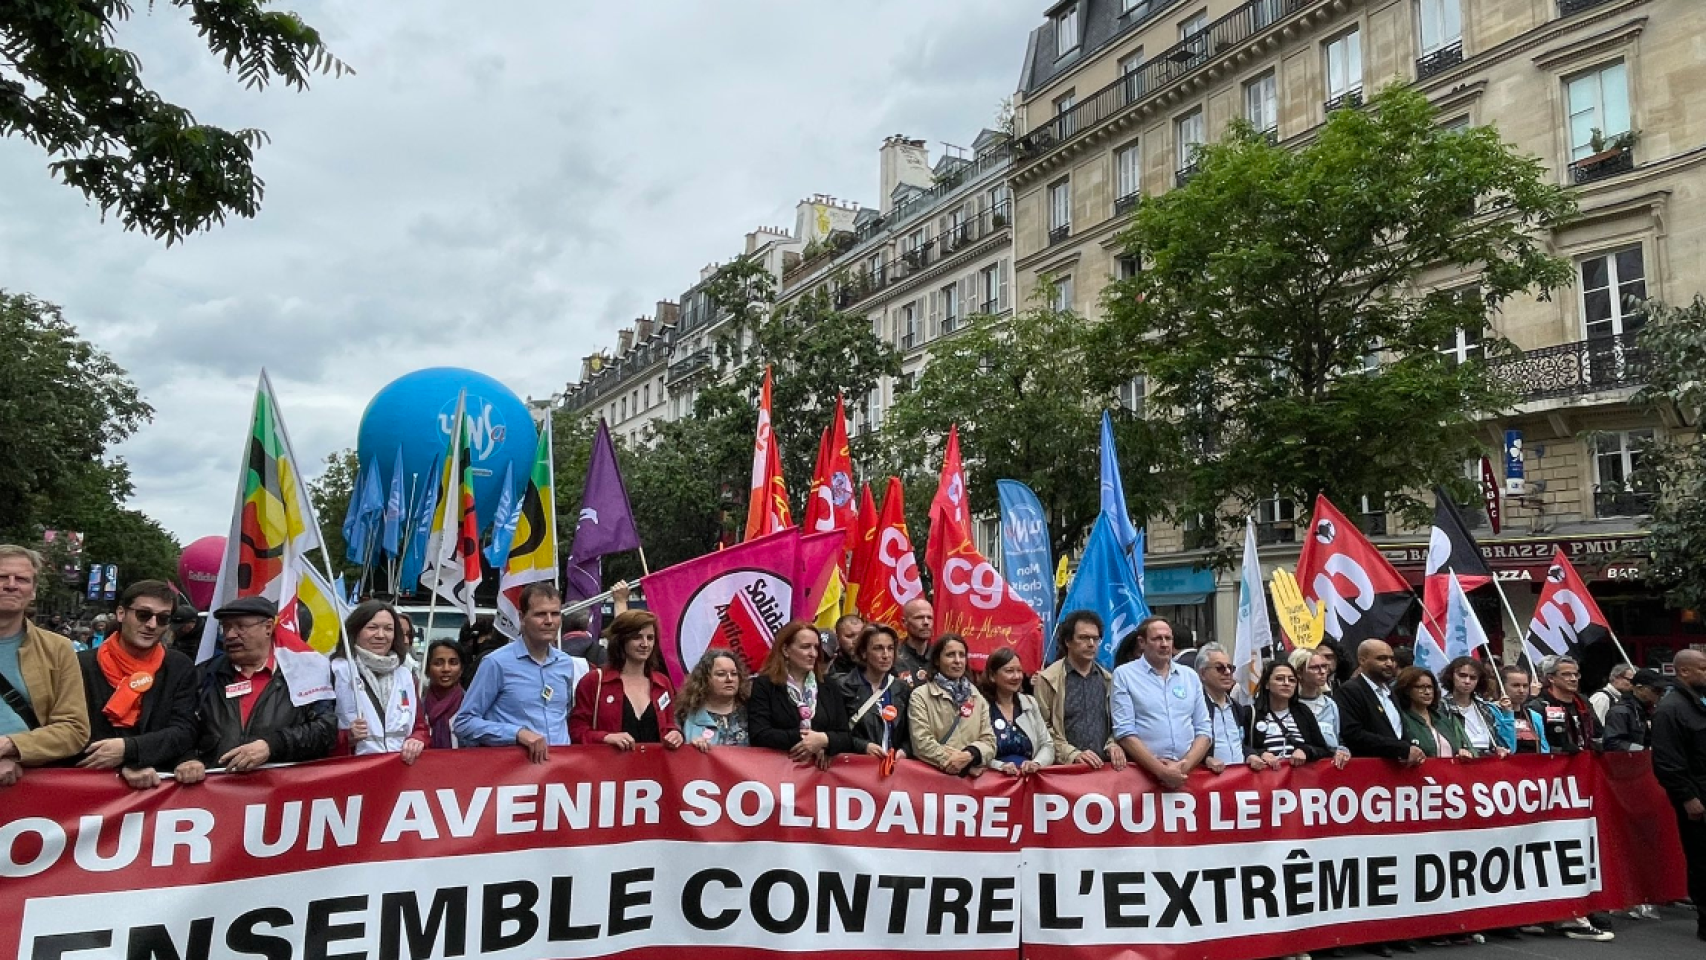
[676,570,793,677]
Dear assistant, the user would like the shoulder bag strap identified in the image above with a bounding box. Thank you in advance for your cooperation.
[851,675,893,725]
[0,671,40,730]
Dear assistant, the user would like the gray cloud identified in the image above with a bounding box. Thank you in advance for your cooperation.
[0,0,1036,541]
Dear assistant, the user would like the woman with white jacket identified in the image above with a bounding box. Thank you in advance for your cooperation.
[979,646,1055,776]
[332,601,428,763]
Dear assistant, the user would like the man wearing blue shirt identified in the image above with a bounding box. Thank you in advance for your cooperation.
[1112,617,1211,789]
[454,583,588,762]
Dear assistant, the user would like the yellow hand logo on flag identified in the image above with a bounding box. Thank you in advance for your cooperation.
[1054,555,1070,590]
[1270,567,1324,650]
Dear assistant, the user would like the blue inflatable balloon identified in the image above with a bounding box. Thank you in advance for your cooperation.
[357,368,537,532]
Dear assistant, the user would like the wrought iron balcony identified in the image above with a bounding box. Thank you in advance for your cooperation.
[901,332,918,350]
[1174,163,1201,188]
[1416,41,1463,81]
[665,348,713,384]
[1114,192,1141,216]
[1570,146,1634,185]
[1048,225,1071,245]
[1487,332,1649,401]
[1323,87,1364,115]
[1559,0,1615,16]
[1256,520,1297,545]
[942,315,959,335]
[1593,486,1656,519]
[981,298,999,314]
[1014,0,1311,164]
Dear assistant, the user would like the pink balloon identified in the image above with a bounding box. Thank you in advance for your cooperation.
[177,536,225,611]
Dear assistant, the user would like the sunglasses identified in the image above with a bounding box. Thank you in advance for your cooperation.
[1209,663,1234,674]
[127,609,174,626]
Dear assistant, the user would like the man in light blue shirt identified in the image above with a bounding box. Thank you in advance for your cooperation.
[454,583,588,762]
[1112,617,1211,789]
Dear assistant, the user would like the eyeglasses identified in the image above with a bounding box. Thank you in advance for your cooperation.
[1271,675,1297,683]
[127,609,174,625]
[1209,663,1234,674]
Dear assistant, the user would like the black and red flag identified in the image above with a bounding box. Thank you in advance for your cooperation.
[1296,494,1413,647]
[1416,487,1495,654]
[1523,548,1613,664]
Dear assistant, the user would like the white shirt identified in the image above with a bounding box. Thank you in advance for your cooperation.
[1364,674,1401,734]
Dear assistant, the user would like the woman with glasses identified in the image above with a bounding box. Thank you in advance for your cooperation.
[676,648,750,749]
[1438,656,1512,758]
[1394,666,1475,760]
[1289,647,1352,768]
[1244,660,1333,768]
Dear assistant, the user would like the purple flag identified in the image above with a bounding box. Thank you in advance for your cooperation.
[564,420,641,616]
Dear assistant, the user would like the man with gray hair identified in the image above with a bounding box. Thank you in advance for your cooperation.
[1195,643,1251,772]
[1538,655,1598,754]
[0,545,90,786]
[1589,662,1636,725]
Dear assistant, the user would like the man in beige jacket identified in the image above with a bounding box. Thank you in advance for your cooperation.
[0,545,90,786]
[1032,610,1127,770]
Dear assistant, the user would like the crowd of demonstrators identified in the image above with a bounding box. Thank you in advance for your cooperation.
[1033,611,1126,771]
[748,620,855,768]
[1652,649,1706,942]
[839,623,912,762]
[979,646,1052,776]
[908,633,996,776]
[675,647,749,748]
[453,582,587,762]
[569,610,683,751]
[331,600,428,762]
[76,580,198,787]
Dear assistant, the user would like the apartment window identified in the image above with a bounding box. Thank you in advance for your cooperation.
[1580,246,1646,340]
[619,397,627,420]
[1119,50,1144,75]
[1118,374,1147,418]
[941,283,959,328]
[1052,275,1075,313]
[1417,0,1461,55]
[1438,326,1483,367]
[1357,493,1388,537]
[868,386,885,431]
[906,228,925,253]
[901,302,918,348]
[1593,429,1655,516]
[982,262,1003,312]
[1055,91,1078,137]
[1175,109,1204,178]
[1055,4,1080,58]
[987,184,1010,217]
[1180,11,1208,39]
[1325,29,1363,101]
[642,384,650,408]
[1115,141,1143,208]
[866,253,883,278]
[1118,255,1143,280]
[1256,496,1298,544]
[1048,178,1072,237]
[1566,61,1630,161]
[1244,71,1278,135]
[1121,0,1143,14]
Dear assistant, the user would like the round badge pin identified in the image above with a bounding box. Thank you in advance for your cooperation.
[127,672,154,693]
[959,701,974,718]
[994,718,1007,731]
[880,704,898,722]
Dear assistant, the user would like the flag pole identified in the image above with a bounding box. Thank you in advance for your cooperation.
[424,391,468,647]
[1445,568,1508,700]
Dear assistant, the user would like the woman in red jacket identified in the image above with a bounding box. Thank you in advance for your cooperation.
[569,610,684,750]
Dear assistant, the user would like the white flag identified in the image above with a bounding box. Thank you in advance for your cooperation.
[1232,517,1272,703]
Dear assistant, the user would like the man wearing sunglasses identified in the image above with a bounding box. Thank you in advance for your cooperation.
[76,580,200,788]
[1195,643,1252,773]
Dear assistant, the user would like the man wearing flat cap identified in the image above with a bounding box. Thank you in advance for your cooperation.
[174,596,336,783]
[1603,668,1666,753]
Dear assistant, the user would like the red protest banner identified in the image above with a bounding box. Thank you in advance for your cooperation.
[0,751,1680,960]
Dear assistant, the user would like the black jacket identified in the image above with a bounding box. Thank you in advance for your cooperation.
[838,668,914,756]
[1334,674,1411,760]
[1246,698,1332,761]
[1652,685,1706,808]
[190,655,337,767]
[1539,691,1597,754]
[1602,694,1654,752]
[748,673,855,756]
[78,647,200,770]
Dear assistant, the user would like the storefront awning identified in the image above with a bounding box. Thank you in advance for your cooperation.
[1382,533,1648,586]
[1145,564,1217,606]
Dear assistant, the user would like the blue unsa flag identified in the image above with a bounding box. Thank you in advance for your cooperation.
[1060,513,1151,668]
[997,480,1056,656]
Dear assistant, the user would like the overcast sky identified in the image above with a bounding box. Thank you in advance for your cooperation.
[0,2,1037,543]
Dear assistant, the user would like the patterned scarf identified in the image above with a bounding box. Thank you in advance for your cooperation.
[933,672,974,707]
[786,673,819,732]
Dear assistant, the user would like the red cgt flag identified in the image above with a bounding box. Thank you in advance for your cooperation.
[855,477,923,630]
[804,395,857,537]
[844,482,878,617]
[924,426,1042,672]
[744,366,790,541]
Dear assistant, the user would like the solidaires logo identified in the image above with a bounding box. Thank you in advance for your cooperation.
[675,569,794,676]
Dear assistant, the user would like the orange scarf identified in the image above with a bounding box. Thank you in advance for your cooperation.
[97,640,166,728]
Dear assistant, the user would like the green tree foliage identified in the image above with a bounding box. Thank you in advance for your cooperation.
[884,293,1161,560]
[0,292,153,536]
[1629,295,1706,614]
[1094,86,1575,557]
[1,0,346,243]
[306,448,361,582]
[30,459,180,606]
